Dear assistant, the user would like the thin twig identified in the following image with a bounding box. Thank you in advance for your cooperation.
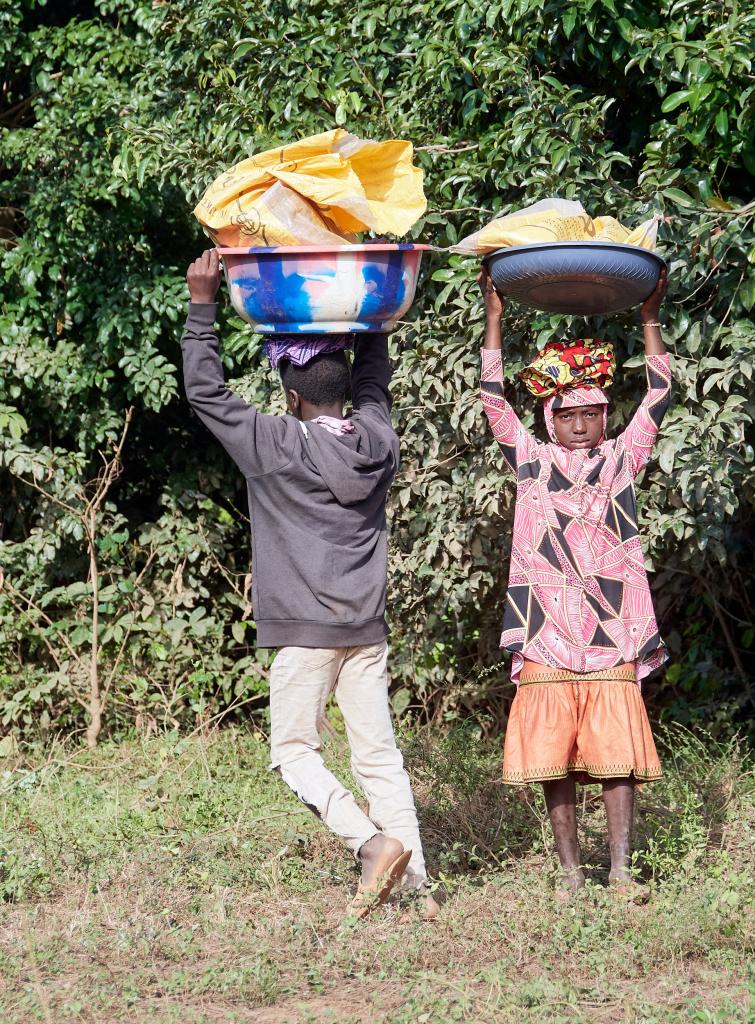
[436,205,494,215]
[102,548,157,705]
[416,143,479,153]
[350,56,389,124]
[84,408,134,748]
[710,590,748,682]
[15,472,80,518]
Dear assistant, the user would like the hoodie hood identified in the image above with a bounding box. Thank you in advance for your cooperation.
[299,413,397,506]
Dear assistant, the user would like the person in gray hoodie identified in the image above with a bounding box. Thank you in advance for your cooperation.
[181,249,436,919]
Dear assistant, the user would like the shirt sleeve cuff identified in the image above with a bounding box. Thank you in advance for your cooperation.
[186,302,218,327]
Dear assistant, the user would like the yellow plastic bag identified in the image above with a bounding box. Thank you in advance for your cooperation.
[451,199,658,255]
[194,129,426,247]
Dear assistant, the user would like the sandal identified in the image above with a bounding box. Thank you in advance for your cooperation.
[347,847,412,920]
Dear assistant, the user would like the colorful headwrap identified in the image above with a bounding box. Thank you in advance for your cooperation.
[264,333,353,369]
[519,339,615,397]
[520,340,615,446]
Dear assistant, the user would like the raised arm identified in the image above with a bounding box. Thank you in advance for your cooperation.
[181,250,290,479]
[478,268,538,475]
[350,332,393,425]
[621,267,673,476]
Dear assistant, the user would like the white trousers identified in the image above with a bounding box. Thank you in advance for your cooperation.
[269,642,426,878]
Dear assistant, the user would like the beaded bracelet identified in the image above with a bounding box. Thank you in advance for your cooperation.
[642,321,662,327]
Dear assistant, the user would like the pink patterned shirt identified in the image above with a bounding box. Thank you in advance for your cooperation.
[480,349,673,684]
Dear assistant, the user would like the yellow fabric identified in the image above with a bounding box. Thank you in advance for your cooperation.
[451,199,658,255]
[194,130,426,248]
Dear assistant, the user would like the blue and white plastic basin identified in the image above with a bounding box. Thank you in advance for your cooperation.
[219,243,431,333]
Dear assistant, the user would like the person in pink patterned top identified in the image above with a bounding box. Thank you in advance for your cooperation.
[478,265,672,895]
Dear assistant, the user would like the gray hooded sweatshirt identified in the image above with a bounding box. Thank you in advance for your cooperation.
[180,303,399,648]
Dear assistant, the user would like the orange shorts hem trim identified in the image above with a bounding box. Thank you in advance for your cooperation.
[502,761,663,786]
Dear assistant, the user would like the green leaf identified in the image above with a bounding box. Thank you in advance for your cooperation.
[688,83,714,113]
[616,18,635,42]
[739,279,755,310]
[663,187,697,208]
[742,146,755,176]
[233,40,256,58]
[661,89,694,113]
[561,8,577,36]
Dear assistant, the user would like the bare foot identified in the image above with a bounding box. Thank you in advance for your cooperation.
[419,892,441,920]
[347,835,411,920]
[398,871,441,922]
[358,834,404,888]
[609,876,650,903]
[555,866,586,901]
[608,865,633,886]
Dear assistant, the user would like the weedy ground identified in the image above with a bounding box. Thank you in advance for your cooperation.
[0,721,752,1023]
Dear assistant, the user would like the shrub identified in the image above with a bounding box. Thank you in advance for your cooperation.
[1,0,753,738]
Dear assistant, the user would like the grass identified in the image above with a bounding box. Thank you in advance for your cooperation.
[0,721,753,1023]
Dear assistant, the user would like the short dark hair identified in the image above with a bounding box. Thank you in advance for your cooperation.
[280,349,351,406]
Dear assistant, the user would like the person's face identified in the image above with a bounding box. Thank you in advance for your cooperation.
[552,405,604,450]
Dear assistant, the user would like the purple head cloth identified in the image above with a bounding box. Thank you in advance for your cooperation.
[264,333,354,369]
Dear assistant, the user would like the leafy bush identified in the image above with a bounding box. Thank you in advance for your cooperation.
[1,0,753,739]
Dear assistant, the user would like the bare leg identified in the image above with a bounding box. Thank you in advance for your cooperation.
[602,778,635,885]
[543,777,585,892]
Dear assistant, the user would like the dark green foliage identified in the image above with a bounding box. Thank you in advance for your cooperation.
[1,0,753,738]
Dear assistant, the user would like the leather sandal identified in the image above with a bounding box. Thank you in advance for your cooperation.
[347,847,412,920]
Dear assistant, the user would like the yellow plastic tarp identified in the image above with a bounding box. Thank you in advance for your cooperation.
[194,129,427,247]
[451,199,658,255]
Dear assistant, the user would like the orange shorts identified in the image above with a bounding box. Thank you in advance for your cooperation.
[502,661,662,785]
